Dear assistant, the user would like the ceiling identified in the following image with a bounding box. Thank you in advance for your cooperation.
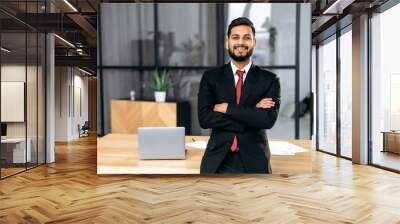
[0,0,392,74]
[1,0,99,74]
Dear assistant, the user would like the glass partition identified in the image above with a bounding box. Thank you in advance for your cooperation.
[370,4,400,171]
[0,1,46,179]
[339,27,352,158]
[1,30,28,177]
[317,35,337,155]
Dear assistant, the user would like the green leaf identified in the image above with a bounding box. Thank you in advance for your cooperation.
[152,69,170,91]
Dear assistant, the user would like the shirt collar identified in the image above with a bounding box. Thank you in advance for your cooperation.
[230,60,252,75]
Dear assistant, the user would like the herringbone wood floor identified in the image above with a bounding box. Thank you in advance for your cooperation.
[1,135,400,224]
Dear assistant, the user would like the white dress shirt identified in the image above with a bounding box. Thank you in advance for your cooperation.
[230,60,252,87]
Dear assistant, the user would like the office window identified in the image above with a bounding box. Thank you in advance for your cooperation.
[370,4,400,171]
[143,69,206,135]
[100,3,155,66]
[101,69,141,134]
[339,27,352,158]
[269,69,295,139]
[317,36,337,154]
[225,3,296,66]
[141,70,203,102]
[157,4,217,66]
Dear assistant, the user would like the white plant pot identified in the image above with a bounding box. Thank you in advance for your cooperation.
[154,91,166,102]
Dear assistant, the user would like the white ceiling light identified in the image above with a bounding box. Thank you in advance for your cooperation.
[323,0,355,15]
[78,67,92,76]
[54,34,75,48]
[1,47,11,53]
[63,0,78,12]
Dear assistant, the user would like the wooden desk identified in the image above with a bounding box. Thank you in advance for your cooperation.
[97,134,312,174]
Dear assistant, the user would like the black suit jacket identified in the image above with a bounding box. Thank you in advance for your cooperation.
[197,63,281,174]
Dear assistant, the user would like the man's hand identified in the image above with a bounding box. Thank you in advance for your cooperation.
[213,103,228,114]
[256,98,275,109]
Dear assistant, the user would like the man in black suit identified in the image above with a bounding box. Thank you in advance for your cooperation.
[198,17,281,174]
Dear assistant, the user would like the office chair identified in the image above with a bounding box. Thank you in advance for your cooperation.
[78,121,90,138]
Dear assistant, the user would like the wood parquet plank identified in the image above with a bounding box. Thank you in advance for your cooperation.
[0,135,400,223]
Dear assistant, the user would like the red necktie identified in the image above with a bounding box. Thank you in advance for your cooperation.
[230,70,244,152]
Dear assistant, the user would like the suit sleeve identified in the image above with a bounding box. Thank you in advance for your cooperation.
[198,71,245,133]
[225,76,281,129]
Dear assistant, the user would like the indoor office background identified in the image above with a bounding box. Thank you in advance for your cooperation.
[97,3,312,139]
[314,2,400,172]
[0,1,46,179]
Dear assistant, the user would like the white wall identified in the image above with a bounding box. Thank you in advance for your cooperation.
[55,67,89,141]
[1,66,26,133]
[71,73,89,138]
[55,66,68,141]
[1,65,40,137]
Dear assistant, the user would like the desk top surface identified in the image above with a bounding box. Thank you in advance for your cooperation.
[97,134,313,175]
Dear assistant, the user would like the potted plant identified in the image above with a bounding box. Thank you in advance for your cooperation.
[152,69,170,102]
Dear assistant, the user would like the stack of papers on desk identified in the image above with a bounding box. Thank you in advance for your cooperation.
[269,141,307,155]
[186,140,307,155]
[186,140,208,149]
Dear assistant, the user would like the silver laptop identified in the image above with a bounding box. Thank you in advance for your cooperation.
[138,127,186,160]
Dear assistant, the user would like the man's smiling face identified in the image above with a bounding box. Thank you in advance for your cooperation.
[226,25,256,62]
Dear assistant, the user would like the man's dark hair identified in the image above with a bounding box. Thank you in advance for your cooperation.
[227,17,256,37]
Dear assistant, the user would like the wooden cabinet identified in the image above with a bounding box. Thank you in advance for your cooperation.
[382,131,400,154]
[111,100,190,134]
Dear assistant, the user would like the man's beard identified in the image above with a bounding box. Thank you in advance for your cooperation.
[228,45,254,62]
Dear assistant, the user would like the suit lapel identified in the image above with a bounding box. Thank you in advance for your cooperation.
[240,64,258,105]
[222,63,236,104]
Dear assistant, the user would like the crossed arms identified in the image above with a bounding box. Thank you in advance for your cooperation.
[198,72,281,133]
